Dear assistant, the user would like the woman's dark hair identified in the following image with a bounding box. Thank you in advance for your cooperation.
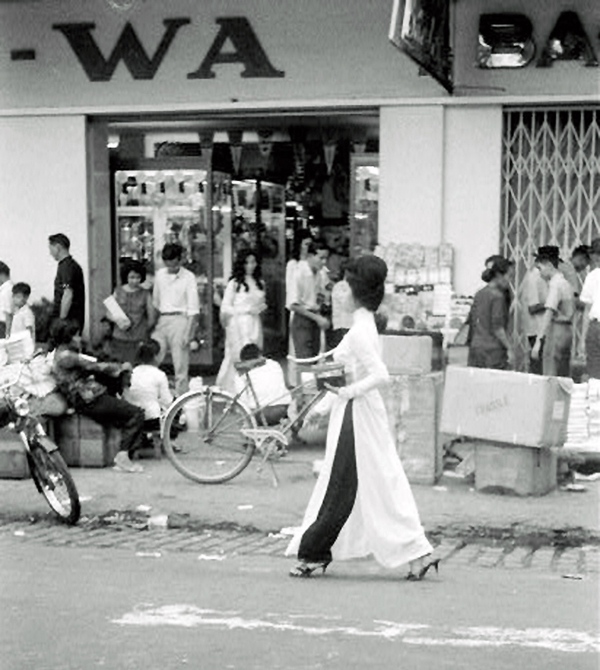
[120,259,147,285]
[136,339,160,364]
[230,248,264,292]
[481,257,512,283]
[291,230,313,261]
[345,255,388,312]
[50,318,80,346]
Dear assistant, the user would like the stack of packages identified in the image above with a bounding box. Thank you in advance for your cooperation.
[440,367,573,496]
[379,333,444,485]
[564,379,600,458]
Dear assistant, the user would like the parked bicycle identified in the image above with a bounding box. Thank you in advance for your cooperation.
[0,357,80,524]
[161,352,344,485]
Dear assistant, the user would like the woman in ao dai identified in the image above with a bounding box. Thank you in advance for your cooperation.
[286,254,436,580]
[216,249,266,393]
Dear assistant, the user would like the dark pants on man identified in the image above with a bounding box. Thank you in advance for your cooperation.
[291,312,321,359]
[80,394,145,457]
[528,336,544,375]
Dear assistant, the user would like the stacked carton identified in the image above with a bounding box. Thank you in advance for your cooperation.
[440,366,573,496]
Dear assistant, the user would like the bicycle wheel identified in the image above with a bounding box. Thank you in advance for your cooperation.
[162,387,256,484]
[29,438,81,525]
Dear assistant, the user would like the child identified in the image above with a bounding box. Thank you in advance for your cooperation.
[234,343,291,426]
[123,340,173,436]
[9,282,35,343]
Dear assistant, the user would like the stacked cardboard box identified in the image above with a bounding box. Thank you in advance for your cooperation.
[381,372,444,485]
[440,366,573,495]
[53,414,120,467]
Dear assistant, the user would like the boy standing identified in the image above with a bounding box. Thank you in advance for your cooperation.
[9,282,35,343]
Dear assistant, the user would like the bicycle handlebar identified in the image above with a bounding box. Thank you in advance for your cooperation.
[287,350,335,365]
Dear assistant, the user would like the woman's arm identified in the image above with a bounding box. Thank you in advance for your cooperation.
[334,326,389,400]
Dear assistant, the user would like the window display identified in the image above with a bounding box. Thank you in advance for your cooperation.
[349,154,379,257]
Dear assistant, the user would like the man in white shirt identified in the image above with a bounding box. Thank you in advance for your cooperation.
[521,263,548,374]
[531,246,574,377]
[580,238,600,379]
[151,244,199,396]
[289,241,330,360]
[0,261,13,338]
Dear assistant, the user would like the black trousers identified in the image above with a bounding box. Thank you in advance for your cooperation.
[80,394,145,457]
[291,312,321,359]
[298,401,357,563]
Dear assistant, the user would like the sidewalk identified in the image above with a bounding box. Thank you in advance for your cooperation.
[1,444,598,544]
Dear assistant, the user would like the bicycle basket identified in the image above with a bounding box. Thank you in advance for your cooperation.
[312,362,346,391]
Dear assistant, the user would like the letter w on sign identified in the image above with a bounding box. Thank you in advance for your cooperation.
[53,19,190,81]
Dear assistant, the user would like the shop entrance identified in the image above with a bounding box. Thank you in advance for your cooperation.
[104,111,379,371]
[500,106,600,368]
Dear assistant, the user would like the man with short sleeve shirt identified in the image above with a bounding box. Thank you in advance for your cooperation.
[580,238,600,379]
[531,246,574,377]
[48,233,85,333]
[522,263,548,374]
[151,243,199,396]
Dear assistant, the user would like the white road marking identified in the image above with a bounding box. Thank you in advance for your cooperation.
[112,605,599,654]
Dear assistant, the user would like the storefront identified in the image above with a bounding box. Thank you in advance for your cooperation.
[0,0,598,367]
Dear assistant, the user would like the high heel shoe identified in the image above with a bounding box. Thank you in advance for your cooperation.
[405,558,441,581]
[289,560,331,578]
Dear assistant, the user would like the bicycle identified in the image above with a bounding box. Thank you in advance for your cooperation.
[0,356,81,524]
[161,351,345,485]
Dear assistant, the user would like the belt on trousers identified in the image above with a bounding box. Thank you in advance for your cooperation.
[552,320,572,325]
[160,311,186,316]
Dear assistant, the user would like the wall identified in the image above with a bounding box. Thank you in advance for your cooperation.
[379,105,503,296]
[0,116,89,327]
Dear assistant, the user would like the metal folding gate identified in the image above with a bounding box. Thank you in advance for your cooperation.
[500,106,600,369]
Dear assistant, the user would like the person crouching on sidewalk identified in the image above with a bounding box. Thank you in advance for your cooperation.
[51,319,146,473]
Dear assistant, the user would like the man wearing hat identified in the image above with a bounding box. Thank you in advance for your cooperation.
[531,246,574,377]
[580,239,600,379]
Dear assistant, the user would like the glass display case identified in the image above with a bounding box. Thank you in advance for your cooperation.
[349,154,379,257]
[114,166,231,367]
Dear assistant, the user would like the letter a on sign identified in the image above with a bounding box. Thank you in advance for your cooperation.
[188,17,284,79]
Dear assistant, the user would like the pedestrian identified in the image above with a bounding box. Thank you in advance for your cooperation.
[327,260,353,349]
[521,261,548,374]
[216,248,266,393]
[0,261,13,338]
[151,243,199,396]
[580,238,600,379]
[48,233,85,334]
[286,254,437,580]
[107,259,155,364]
[531,246,574,377]
[8,282,35,343]
[123,339,173,437]
[289,241,330,361]
[234,342,291,426]
[50,319,146,473]
[566,245,591,361]
[467,256,515,370]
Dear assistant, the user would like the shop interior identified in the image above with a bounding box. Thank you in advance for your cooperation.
[107,111,380,369]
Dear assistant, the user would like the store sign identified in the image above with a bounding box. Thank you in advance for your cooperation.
[477,10,599,69]
[51,16,285,81]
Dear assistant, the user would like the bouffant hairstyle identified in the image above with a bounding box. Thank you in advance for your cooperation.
[481,257,512,283]
[230,248,264,292]
[50,318,80,347]
[120,259,147,285]
[345,255,388,312]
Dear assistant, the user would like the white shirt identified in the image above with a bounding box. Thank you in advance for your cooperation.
[153,267,200,317]
[234,359,291,410]
[10,304,35,340]
[0,280,13,324]
[291,260,318,311]
[124,364,173,420]
[580,267,600,321]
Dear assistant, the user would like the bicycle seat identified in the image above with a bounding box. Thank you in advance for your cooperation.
[234,357,267,373]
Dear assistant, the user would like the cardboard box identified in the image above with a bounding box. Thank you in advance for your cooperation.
[440,366,572,447]
[53,414,120,467]
[381,372,444,484]
[380,334,432,375]
[474,441,557,496]
[0,428,30,479]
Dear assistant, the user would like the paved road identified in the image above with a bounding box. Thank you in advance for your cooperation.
[1,536,598,670]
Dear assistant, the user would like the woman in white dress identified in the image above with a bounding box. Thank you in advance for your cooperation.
[286,255,438,580]
[216,249,266,394]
